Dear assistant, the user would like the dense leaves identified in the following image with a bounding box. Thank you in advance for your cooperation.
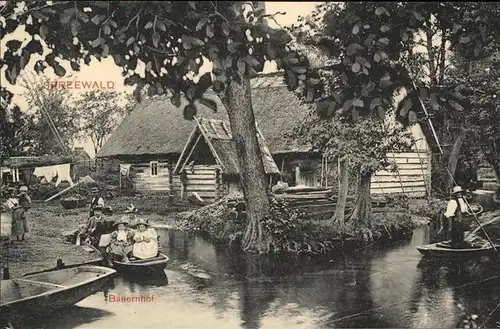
[290,2,500,122]
[0,88,33,161]
[0,1,323,117]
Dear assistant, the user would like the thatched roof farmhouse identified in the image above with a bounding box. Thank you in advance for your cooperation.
[97,73,432,199]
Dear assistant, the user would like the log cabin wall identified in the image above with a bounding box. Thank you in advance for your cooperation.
[182,165,221,203]
[96,155,178,194]
[371,151,432,198]
[132,162,170,193]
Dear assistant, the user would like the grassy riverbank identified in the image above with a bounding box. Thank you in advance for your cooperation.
[0,198,193,278]
[0,195,432,277]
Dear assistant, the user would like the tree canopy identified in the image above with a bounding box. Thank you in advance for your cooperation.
[290,2,500,123]
[1,1,322,117]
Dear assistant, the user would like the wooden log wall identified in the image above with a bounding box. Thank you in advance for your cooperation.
[133,162,170,193]
[371,151,431,198]
[477,166,498,191]
[183,165,220,203]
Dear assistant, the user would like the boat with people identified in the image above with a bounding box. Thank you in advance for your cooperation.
[416,241,498,258]
[0,266,116,323]
[417,188,500,259]
[111,253,170,274]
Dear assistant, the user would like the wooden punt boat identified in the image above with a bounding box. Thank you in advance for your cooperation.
[0,266,116,322]
[417,241,498,258]
[112,253,169,274]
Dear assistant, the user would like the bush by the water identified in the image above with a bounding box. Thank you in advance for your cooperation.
[176,195,415,254]
[412,199,446,221]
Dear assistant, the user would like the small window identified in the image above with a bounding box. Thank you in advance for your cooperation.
[150,161,158,176]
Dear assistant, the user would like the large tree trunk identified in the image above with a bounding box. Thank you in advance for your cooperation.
[331,157,348,232]
[446,128,466,190]
[223,76,271,253]
[349,173,372,228]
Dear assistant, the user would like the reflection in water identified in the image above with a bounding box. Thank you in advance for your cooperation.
[16,226,500,329]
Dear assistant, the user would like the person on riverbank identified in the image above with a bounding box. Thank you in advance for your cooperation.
[18,186,31,211]
[125,204,138,226]
[107,218,134,262]
[444,186,472,248]
[6,188,28,241]
[132,218,158,260]
[89,187,104,218]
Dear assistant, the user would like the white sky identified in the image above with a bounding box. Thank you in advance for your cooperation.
[1,2,321,158]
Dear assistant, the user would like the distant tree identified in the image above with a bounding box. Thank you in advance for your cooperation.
[0,87,33,161]
[74,90,135,155]
[21,75,79,155]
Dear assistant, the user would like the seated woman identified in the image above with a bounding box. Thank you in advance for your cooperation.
[131,218,158,260]
[107,217,134,262]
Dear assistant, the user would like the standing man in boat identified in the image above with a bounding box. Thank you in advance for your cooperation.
[444,186,472,248]
[89,187,104,218]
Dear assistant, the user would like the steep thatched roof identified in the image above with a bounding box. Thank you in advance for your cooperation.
[251,73,314,154]
[97,73,313,158]
[174,117,280,175]
[97,94,228,158]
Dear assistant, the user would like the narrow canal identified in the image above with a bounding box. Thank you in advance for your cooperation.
[22,227,500,329]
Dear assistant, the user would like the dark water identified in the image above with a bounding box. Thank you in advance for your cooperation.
[21,228,500,329]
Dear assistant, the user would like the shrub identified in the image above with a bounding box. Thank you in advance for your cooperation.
[413,199,446,221]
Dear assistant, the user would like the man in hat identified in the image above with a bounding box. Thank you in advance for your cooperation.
[444,186,472,248]
[89,187,104,218]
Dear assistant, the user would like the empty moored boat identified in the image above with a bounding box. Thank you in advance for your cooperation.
[1,266,116,322]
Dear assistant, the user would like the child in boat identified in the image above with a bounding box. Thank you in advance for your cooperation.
[131,218,158,260]
[107,217,134,262]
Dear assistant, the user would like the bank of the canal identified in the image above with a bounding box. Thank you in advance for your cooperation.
[12,226,500,329]
[0,197,427,278]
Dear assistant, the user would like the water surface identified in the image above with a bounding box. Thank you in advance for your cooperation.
[19,227,500,329]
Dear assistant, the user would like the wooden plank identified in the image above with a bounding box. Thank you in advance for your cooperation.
[132,163,169,168]
[275,194,326,200]
[185,174,216,180]
[371,186,427,194]
[185,179,217,185]
[375,169,426,176]
[134,184,169,189]
[188,192,217,199]
[389,163,429,170]
[372,175,426,183]
[185,186,217,191]
[371,181,427,189]
[387,152,428,158]
[393,157,428,164]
